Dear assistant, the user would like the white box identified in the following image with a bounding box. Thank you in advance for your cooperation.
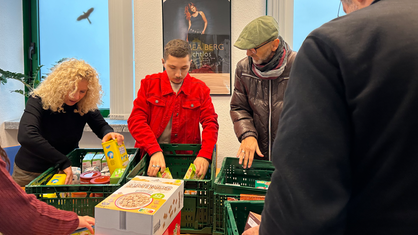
[95,176,184,235]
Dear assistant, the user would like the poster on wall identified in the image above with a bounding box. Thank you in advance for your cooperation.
[162,0,231,95]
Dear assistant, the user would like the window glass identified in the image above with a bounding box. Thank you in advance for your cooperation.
[293,1,342,51]
[39,0,110,108]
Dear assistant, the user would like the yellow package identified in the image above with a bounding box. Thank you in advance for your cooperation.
[157,167,173,179]
[102,139,129,175]
[183,163,204,180]
[44,174,66,198]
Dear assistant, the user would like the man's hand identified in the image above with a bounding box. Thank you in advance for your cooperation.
[237,136,264,169]
[194,157,209,179]
[102,132,125,145]
[148,152,166,177]
[77,216,95,234]
[242,225,260,235]
[62,166,74,185]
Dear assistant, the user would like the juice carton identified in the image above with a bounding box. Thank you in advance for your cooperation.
[92,152,104,171]
[82,152,96,172]
[102,139,129,175]
[101,155,108,169]
[110,168,126,184]
[157,167,173,179]
[43,174,66,198]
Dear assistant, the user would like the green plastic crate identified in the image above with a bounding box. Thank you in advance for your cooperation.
[25,148,139,217]
[225,201,264,235]
[124,144,216,234]
[213,157,274,234]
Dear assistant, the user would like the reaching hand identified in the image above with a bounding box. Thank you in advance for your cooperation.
[148,152,166,177]
[193,157,209,179]
[237,136,264,169]
[62,166,74,185]
[77,216,95,234]
[102,132,125,145]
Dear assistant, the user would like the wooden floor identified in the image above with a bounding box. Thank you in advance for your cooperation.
[191,73,230,94]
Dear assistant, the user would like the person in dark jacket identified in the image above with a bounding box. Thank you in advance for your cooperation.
[230,16,296,168]
[251,0,418,234]
[12,59,124,187]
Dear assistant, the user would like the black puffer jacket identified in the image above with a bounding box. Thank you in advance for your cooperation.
[230,45,296,161]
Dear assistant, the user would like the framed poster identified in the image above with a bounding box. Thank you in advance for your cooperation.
[163,0,231,95]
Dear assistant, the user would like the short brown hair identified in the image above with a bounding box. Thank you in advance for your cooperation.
[163,39,191,60]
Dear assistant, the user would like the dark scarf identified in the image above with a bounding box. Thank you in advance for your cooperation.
[249,36,288,80]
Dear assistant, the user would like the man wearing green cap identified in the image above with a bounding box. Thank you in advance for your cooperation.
[230,16,296,169]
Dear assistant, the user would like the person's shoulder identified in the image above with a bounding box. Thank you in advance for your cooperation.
[142,72,164,85]
[27,95,42,106]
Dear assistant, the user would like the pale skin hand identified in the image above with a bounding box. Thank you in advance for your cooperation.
[62,166,74,185]
[77,216,95,234]
[237,136,264,169]
[242,225,260,235]
[102,132,125,145]
[194,157,209,179]
[148,151,166,177]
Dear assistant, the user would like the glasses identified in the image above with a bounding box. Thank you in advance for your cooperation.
[249,40,272,55]
[337,0,343,18]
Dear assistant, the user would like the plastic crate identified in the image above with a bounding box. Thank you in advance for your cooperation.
[225,201,264,235]
[124,144,216,234]
[25,148,139,217]
[213,157,274,234]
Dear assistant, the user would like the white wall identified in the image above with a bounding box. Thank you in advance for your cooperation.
[0,0,25,147]
[134,0,266,169]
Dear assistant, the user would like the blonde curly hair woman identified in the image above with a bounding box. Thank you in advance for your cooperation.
[12,59,124,187]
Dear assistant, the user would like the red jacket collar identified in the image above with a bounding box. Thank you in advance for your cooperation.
[161,71,192,96]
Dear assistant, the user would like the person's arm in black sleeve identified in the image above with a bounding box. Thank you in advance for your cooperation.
[18,97,71,170]
[260,35,352,235]
[86,109,114,139]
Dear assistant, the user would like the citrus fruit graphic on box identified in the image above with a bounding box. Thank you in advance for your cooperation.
[102,139,129,175]
[95,176,184,235]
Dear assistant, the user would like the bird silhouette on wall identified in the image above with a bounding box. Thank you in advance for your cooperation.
[77,8,94,24]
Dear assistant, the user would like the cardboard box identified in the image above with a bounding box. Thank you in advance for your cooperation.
[95,176,184,235]
[43,174,66,198]
[110,168,126,184]
[102,139,129,175]
[244,211,262,232]
[82,152,96,172]
[92,152,105,171]
[255,180,271,189]
[162,211,181,235]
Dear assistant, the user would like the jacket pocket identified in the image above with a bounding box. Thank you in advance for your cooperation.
[147,96,166,107]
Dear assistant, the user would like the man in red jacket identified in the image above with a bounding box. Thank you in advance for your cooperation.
[128,39,219,178]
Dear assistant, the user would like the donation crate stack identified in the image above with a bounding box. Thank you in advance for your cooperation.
[25,148,139,217]
[124,144,216,234]
[213,157,274,234]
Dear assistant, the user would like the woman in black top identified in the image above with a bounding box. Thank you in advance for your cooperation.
[12,58,124,187]
[185,2,208,42]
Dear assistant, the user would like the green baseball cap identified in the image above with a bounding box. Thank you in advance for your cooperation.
[234,16,279,50]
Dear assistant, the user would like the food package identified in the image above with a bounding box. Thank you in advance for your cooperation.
[110,168,126,184]
[95,176,184,235]
[157,167,173,179]
[82,152,96,172]
[183,163,203,180]
[243,211,262,232]
[92,152,104,171]
[255,180,271,189]
[102,139,129,175]
[43,174,66,198]
[72,167,81,185]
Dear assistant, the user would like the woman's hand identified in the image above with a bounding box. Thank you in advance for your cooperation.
[77,216,95,234]
[148,152,166,177]
[102,132,124,145]
[194,157,209,179]
[62,166,74,185]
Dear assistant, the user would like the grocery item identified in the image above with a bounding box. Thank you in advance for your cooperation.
[110,168,125,184]
[255,180,271,189]
[80,171,101,184]
[95,176,184,235]
[82,152,96,172]
[72,167,81,185]
[157,167,173,179]
[43,174,66,198]
[102,139,129,175]
[244,211,262,232]
[92,152,104,171]
[183,163,203,180]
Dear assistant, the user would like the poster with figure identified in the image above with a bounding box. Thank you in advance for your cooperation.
[163,0,231,95]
